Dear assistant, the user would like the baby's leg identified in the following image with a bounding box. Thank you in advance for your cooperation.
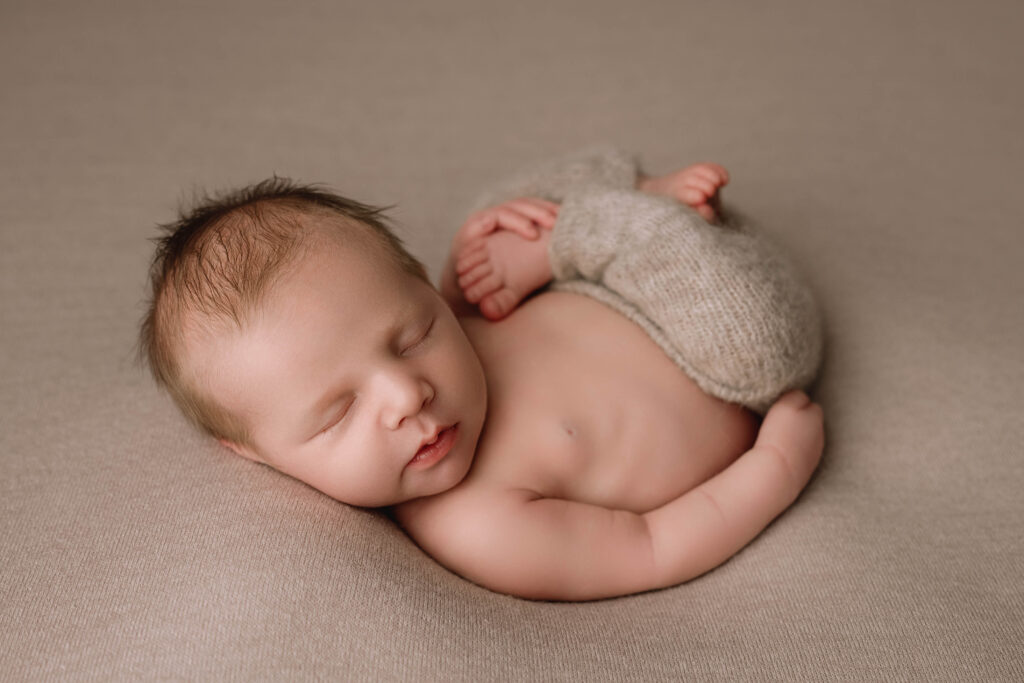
[548,188,823,414]
[454,163,730,321]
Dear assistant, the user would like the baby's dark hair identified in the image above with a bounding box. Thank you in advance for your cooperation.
[137,176,429,447]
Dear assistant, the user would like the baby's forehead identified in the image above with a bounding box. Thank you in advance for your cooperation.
[273,230,431,317]
[297,212,386,259]
[186,251,429,380]
[296,228,413,290]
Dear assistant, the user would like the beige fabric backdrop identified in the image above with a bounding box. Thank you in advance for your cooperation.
[2,0,1022,680]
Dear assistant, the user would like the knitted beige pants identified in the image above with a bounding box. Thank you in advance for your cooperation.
[547,188,823,414]
[468,145,823,413]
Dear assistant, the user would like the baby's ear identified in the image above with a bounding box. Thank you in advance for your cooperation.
[217,438,264,464]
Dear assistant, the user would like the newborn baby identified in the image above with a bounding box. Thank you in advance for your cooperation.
[139,146,824,601]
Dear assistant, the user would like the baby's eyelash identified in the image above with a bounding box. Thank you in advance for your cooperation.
[404,318,435,353]
[320,402,351,437]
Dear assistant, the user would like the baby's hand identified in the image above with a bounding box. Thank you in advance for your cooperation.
[638,163,730,222]
[755,390,825,487]
[453,198,559,249]
[453,198,558,321]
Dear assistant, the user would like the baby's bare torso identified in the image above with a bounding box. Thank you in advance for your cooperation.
[440,290,759,514]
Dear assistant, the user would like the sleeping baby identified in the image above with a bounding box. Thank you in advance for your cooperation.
[139,145,824,601]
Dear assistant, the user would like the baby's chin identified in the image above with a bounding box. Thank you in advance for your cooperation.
[391,418,483,508]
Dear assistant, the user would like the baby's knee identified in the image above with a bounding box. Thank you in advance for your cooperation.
[666,230,824,413]
[696,278,823,414]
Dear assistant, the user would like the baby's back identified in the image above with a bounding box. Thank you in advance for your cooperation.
[432,289,759,514]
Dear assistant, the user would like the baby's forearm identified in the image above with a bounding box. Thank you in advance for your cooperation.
[642,392,823,588]
[643,447,804,588]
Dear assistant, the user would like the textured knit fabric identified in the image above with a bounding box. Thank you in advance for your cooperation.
[466,145,640,215]
[470,145,823,414]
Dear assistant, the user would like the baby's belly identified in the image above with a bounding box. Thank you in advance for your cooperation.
[461,291,759,514]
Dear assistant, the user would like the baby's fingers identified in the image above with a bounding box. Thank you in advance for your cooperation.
[756,391,824,483]
[507,198,560,229]
[494,207,541,239]
[459,212,499,242]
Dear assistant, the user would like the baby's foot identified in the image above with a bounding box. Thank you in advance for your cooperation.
[455,228,554,321]
[641,163,730,222]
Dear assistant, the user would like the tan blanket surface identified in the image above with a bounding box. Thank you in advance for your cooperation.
[2,0,1022,679]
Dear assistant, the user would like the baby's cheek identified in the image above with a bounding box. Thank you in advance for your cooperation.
[461,345,487,394]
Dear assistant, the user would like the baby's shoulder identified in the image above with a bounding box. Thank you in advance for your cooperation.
[393,483,537,556]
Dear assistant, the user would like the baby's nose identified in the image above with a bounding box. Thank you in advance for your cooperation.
[378,373,434,429]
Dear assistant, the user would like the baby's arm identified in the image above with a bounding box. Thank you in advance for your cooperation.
[408,391,823,601]
[644,390,824,590]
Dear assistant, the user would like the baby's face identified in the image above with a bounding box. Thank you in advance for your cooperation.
[193,233,488,507]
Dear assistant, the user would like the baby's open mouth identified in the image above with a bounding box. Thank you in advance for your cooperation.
[407,424,458,469]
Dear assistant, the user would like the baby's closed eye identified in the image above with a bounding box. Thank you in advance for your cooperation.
[317,400,353,438]
[403,317,435,355]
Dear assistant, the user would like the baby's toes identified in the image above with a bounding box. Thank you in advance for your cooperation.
[690,163,723,184]
[455,241,489,275]
[678,185,709,207]
[462,271,504,304]
[479,288,519,321]
[458,261,492,294]
[703,162,730,185]
[695,203,716,222]
[684,174,717,197]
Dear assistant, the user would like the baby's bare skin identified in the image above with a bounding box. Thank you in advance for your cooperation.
[187,150,823,601]
[394,163,824,601]
[459,291,759,513]
[395,290,821,600]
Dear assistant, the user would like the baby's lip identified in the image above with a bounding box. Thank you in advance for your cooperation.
[415,425,448,453]
[406,423,459,469]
